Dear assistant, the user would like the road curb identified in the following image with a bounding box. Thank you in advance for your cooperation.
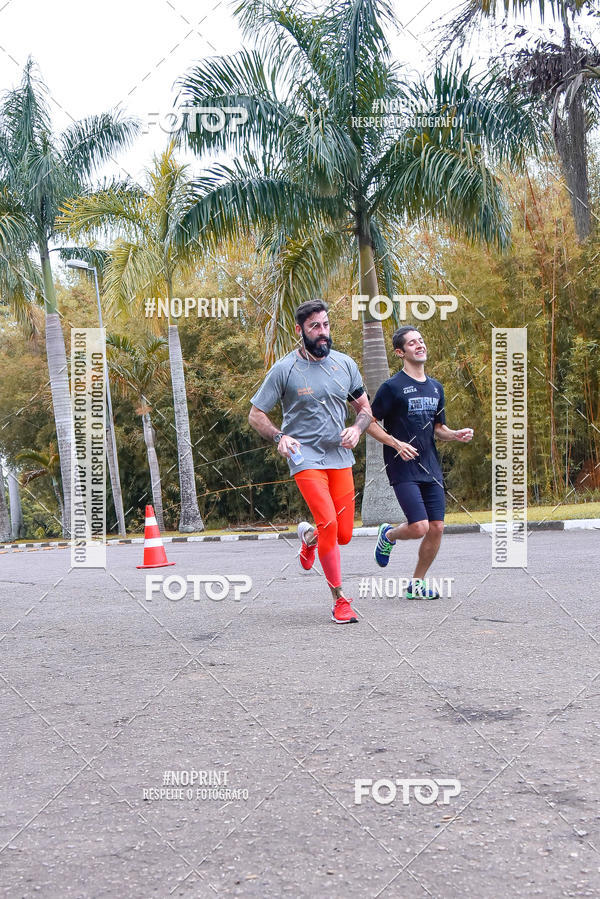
[1,517,599,552]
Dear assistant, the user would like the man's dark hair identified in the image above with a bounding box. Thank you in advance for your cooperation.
[295,299,329,328]
[392,325,422,352]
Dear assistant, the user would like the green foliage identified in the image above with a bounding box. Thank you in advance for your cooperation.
[0,28,597,535]
[176,0,542,356]
[0,58,138,315]
[383,168,600,508]
[3,156,600,536]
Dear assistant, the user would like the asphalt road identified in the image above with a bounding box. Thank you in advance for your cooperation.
[0,531,599,898]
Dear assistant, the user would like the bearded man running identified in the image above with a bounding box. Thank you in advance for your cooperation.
[249,300,373,623]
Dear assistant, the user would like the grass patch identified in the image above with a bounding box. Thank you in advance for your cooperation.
[7,501,599,544]
[444,501,600,525]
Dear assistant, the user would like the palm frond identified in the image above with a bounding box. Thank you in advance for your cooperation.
[0,190,31,251]
[0,261,43,337]
[176,49,292,158]
[102,240,165,318]
[58,182,150,242]
[468,0,587,22]
[176,163,335,250]
[25,141,79,234]
[369,58,544,248]
[327,0,395,114]
[0,213,43,336]
[237,2,337,103]
[0,57,51,161]
[60,111,140,177]
[16,442,59,480]
[400,60,548,172]
[107,331,169,398]
[374,138,511,249]
[261,228,350,363]
[283,112,360,190]
[57,246,111,272]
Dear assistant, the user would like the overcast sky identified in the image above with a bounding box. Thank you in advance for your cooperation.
[0,0,545,178]
[0,0,586,188]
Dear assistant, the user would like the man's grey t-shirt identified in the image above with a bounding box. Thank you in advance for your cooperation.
[250,349,365,474]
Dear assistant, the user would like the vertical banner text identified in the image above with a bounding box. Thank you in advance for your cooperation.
[492,328,527,568]
[71,328,106,568]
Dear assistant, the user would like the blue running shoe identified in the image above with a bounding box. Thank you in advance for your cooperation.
[374,524,395,568]
[406,579,440,600]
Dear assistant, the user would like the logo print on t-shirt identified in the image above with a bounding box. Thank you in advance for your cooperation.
[408,396,439,414]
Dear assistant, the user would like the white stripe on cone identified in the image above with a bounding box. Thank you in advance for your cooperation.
[143,537,164,548]
[145,516,158,527]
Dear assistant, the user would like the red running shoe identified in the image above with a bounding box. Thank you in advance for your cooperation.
[298,521,317,571]
[331,596,358,624]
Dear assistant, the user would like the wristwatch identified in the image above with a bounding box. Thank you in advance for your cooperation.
[273,432,285,444]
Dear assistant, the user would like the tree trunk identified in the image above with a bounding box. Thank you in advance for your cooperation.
[553,8,591,242]
[0,462,10,542]
[51,476,65,532]
[357,229,405,526]
[141,410,165,532]
[106,415,126,536]
[91,265,126,537]
[44,311,73,537]
[553,98,591,243]
[7,467,23,540]
[168,324,204,532]
[40,240,73,537]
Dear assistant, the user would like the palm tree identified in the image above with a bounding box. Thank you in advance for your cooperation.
[446,0,596,241]
[0,58,138,535]
[16,442,64,530]
[174,0,541,521]
[0,188,43,337]
[106,333,170,532]
[59,144,205,533]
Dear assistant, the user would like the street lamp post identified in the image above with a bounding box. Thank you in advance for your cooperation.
[67,260,126,537]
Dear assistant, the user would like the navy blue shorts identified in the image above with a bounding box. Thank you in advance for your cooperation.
[392,481,445,524]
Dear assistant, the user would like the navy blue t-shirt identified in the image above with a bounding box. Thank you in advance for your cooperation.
[371,370,446,485]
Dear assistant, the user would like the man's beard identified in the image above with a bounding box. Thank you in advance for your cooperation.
[302,329,333,358]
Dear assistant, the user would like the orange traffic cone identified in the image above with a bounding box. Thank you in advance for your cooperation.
[136,505,175,569]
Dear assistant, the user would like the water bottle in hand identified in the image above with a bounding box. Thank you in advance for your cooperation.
[288,443,304,466]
